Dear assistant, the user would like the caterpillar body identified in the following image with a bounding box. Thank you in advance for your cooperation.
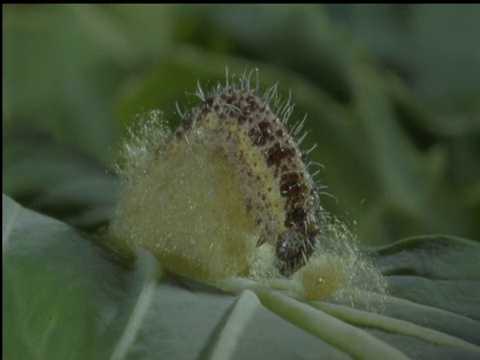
[173,89,320,276]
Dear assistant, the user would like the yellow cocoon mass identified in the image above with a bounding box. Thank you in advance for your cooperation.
[110,133,263,283]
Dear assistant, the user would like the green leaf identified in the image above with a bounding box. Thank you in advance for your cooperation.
[3,5,119,162]
[369,236,480,321]
[3,129,117,231]
[3,194,165,360]
[4,195,480,359]
[325,4,480,130]
[4,194,123,359]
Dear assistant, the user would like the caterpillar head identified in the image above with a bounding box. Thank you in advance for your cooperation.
[276,229,317,276]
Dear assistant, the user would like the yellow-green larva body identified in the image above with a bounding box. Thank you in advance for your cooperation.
[174,91,320,276]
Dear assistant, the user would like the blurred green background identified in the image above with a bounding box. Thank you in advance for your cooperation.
[3,4,480,245]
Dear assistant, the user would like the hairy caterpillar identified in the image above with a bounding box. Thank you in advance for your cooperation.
[172,89,320,276]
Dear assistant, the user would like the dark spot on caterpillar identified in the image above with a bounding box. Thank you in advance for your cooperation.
[266,143,295,168]
[280,178,303,198]
[248,128,267,146]
[286,207,308,228]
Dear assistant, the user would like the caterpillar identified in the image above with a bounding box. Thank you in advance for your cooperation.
[172,86,321,276]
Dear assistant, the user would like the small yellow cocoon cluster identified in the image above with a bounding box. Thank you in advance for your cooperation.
[299,255,346,301]
[109,72,387,301]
